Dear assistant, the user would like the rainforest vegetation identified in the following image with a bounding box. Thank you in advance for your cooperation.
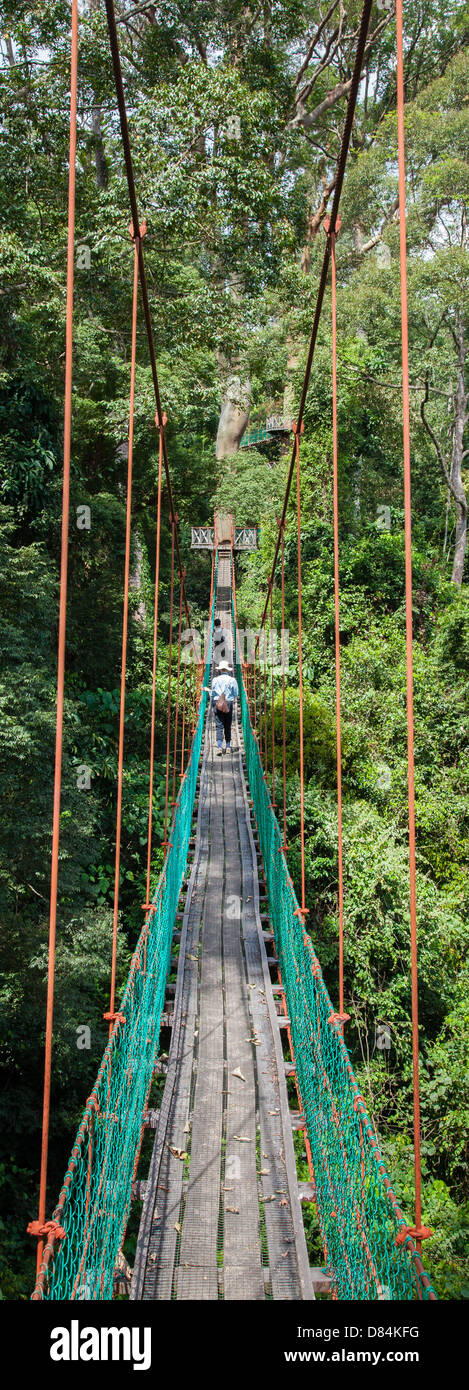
[0,0,468,1299]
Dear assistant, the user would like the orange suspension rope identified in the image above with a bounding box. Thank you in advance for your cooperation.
[396,0,426,1256]
[270,584,276,808]
[279,518,288,852]
[253,647,258,737]
[254,0,374,644]
[32,0,78,1277]
[142,411,166,911]
[108,221,143,1037]
[263,618,268,771]
[180,646,188,777]
[191,654,196,736]
[232,548,238,629]
[294,422,307,922]
[186,658,192,745]
[172,572,184,807]
[325,215,346,1023]
[105,1,191,638]
[209,546,215,623]
[163,520,176,848]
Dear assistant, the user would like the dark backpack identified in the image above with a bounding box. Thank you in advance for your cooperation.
[216,690,229,713]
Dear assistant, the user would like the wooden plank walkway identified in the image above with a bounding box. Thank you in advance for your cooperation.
[131,555,313,1301]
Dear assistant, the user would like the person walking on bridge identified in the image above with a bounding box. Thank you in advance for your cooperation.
[213,616,227,663]
[209,659,238,755]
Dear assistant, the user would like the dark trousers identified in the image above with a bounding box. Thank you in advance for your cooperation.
[215,706,233,746]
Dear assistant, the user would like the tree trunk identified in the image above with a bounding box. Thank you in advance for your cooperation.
[301,176,336,272]
[130,530,147,625]
[215,367,251,460]
[215,275,251,459]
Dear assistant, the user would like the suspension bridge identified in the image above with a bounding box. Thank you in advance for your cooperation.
[28,0,437,1302]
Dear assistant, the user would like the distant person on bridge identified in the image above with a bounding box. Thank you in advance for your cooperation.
[207,659,238,755]
[213,616,227,663]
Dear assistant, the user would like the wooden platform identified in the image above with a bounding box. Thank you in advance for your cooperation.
[131,556,313,1301]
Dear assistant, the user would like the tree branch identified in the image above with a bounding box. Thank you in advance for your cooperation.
[420,375,451,491]
[294,1,342,89]
[289,15,390,132]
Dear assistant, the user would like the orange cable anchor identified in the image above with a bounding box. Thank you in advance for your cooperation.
[396,1225,433,1247]
[33,0,78,1279]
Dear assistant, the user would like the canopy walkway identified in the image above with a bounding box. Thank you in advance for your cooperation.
[30,0,437,1305]
[32,549,435,1302]
[132,551,313,1301]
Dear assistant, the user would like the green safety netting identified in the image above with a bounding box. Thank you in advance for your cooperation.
[233,600,436,1302]
[34,582,216,1300]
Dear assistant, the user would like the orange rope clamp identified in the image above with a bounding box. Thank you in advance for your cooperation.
[396,1226,432,1247]
[27,1219,66,1243]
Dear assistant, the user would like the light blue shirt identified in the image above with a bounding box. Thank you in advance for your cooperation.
[211,674,239,706]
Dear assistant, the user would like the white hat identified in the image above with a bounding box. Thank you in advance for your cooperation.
[218,660,231,672]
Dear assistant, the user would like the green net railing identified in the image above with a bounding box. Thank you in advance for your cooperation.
[33,587,215,1300]
[234,608,436,1302]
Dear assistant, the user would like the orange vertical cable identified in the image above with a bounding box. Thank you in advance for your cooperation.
[258,650,262,751]
[142,411,166,911]
[191,653,196,734]
[163,520,176,847]
[263,619,268,770]
[232,546,238,627]
[294,424,307,917]
[187,658,192,743]
[209,546,215,627]
[253,648,257,736]
[108,224,141,1038]
[34,0,78,1277]
[270,585,276,807]
[172,573,184,806]
[180,650,187,777]
[396,0,424,1254]
[325,214,345,1020]
[279,518,288,851]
